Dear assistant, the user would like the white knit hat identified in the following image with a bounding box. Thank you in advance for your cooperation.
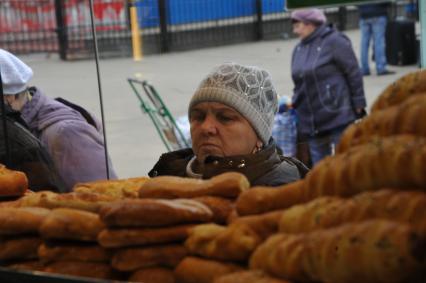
[0,49,33,95]
[189,62,278,144]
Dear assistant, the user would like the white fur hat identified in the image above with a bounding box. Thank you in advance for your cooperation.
[0,49,33,95]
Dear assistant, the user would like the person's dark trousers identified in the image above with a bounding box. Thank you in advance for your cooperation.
[307,126,346,166]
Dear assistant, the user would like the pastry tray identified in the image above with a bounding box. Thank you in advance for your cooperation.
[0,267,126,283]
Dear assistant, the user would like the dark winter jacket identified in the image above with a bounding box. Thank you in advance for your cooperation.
[291,24,366,138]
[149,140,308,187]
[358,3,390,19]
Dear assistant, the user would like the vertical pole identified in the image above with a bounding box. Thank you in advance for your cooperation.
[255,0,264,40]
[338,6,346,31]
[130,0,142,61]
[0,68,11,167]
[55,0,67,60]
[158,0,169,53]
[420,0,426,68]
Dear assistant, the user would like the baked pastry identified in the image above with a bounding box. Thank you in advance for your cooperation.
[39,208,104,242]
[236,180,305,216]
[38,242,110,263]
[6,260,45,271]
[174,256,243,283]
[16,190,116,212]
[305,135,426,200]
[111,244,187,271]
[138,172,249,199]
[213,270,291,283]
[185,223,261,262]
[250,220,426,283]
[99,199,213,228]
[193,196,234,224]
[44,261,117,280]
[0,207,50,235]
[338,96,426,153]
[279,189,426,235]
[371,69,426,112]
[230,210,284,240]
[98,224,194,248]
[0,164,28,197]
[0,236,42,261]
[129,267,175,283]
[74,177,149,199]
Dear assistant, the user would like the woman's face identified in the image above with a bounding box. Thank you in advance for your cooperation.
[189,102,260,163]
[292,21,316,39]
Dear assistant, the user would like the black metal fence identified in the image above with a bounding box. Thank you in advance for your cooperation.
[0,0,416,60]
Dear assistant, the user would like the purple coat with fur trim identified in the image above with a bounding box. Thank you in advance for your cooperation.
[291,24,366,139]
[20,87,117,191]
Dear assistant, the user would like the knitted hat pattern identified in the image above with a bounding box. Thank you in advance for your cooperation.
[189,62,278,144]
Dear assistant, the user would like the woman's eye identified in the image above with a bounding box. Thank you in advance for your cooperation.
[217,114,233,122]
[190,112,205,122]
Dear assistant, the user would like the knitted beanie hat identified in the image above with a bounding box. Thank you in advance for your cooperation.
[189,62,278,144]
[0,48,33,95]
[291,8,327,25]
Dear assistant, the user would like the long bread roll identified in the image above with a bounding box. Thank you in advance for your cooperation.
[174,256,243,283]
[38,242,111,263]
[236,180,305,216]
[39,208,104,242]
[73,177,149,198]
[0,236,42,261]
[279,189,426,235]
[338,96,426,153]
[16,190,116,212]
[98,224,194,248]
[0,164,28,197]
[250,220,426,283]
[44,261,117,280]
[371,69,426,112]
[185,223,261,262]
[305,135,426,200]
[129,267,175,283]
[99,198,213,228]
[139,172,249,199]
[111,244,187,271]
[0,207,50,235]
[213,270,291,283]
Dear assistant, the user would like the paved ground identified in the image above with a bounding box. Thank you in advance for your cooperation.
[21,29,418,178]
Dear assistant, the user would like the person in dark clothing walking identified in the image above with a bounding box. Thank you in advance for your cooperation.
[149,62,308,187]
[358,2,394,76]
[290,9,367,165]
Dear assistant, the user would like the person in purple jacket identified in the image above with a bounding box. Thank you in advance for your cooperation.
[290,9,367,165]
[0,49,117,191]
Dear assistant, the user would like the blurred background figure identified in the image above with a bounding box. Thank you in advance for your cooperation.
[290,9,366,166]
[0,48,117,191]
[358,2,395,76]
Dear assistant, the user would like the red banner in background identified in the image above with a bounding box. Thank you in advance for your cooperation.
[0,0,127,33]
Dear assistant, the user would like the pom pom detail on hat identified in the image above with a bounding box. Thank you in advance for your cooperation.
[189,62,278,144]
[291,8,327,25]
[0,49,33,95]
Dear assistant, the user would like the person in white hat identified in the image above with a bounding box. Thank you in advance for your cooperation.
[149,62,308,186]
[0,49,117,191]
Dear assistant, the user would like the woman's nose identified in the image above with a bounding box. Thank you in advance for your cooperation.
[200,115,218,134]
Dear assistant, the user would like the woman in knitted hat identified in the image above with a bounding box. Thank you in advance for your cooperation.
[0,48,117,191]
[149,62,308,186]
[290,9,366,165]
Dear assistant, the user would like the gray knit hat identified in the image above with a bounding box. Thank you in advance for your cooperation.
[189,62,278,144]
[0,49,33,95]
